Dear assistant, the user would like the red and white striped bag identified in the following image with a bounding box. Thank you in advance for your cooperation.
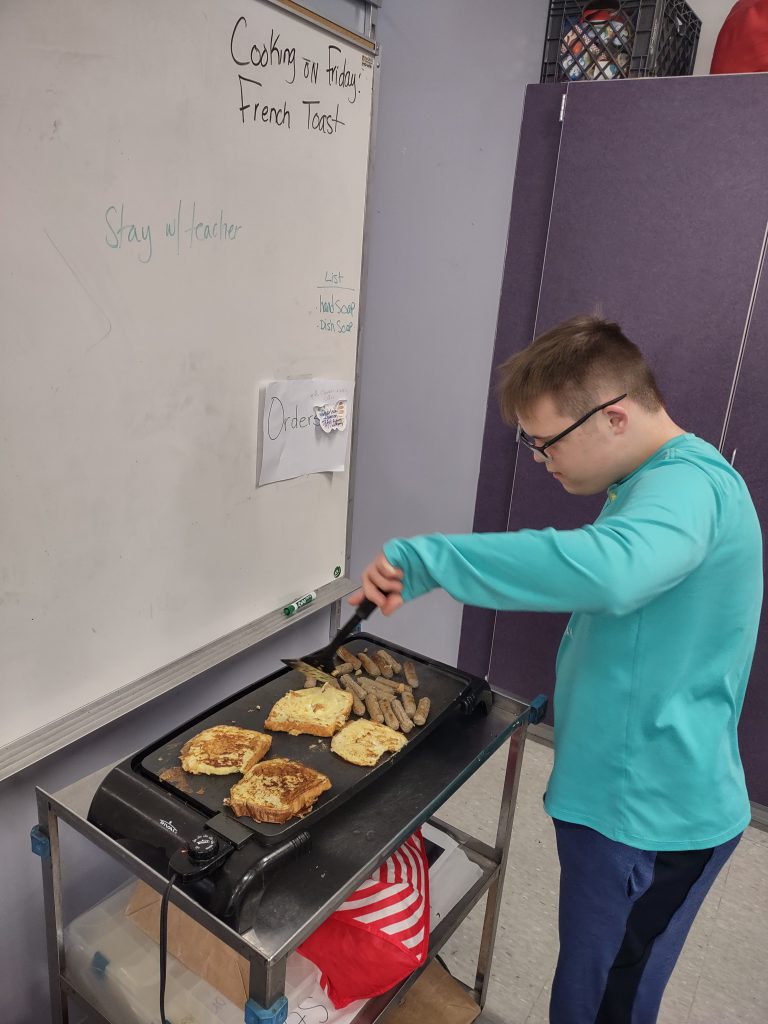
[297,830,430,1008]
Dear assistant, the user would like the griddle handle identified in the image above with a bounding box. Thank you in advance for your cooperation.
[257,830,311,874]
[459,677,492,716]
[294,828,312,850]
[223,831,312,927]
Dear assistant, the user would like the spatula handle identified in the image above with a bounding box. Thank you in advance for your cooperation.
[354,596,378,621]
[336,596,377,644]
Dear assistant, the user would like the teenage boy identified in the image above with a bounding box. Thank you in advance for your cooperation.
[351,315,763,1024]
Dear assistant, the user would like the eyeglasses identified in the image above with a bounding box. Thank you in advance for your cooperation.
[516,394,627,461]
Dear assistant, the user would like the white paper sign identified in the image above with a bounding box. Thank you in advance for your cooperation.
[259,379,353,485]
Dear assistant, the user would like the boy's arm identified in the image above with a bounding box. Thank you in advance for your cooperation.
[383,464,721,617]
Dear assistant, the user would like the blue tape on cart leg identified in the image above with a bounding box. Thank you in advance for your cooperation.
[30,825,51,858]
[529,694,548,724]
[244,995,289,1024]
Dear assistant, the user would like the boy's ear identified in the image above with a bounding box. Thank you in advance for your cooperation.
[607,405,629,434]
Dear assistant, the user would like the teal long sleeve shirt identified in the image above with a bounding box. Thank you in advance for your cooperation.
[384,435,763,850]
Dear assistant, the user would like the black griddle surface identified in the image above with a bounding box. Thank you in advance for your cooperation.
[138,636,474,843]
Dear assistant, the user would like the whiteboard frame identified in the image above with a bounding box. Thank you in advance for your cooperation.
[0,577,354,781]
[265,0,377,49]
[0,0,381,782]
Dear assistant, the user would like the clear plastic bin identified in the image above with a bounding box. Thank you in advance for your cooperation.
[65,883,243,1024]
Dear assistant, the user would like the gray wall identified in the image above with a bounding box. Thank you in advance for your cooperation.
[349,0,544,664]
[2,0,737,1019]
[692,0,736,74]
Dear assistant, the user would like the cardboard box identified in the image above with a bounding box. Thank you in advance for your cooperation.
[125,880,250,1009]
[386,961,481,1024]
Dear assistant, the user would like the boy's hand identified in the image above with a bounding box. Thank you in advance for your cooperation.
[349,552,404,616]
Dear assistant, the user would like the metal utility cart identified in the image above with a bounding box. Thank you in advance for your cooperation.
[34,684,545,1024]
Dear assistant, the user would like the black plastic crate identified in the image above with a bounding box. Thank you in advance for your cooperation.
[541,1,701,82]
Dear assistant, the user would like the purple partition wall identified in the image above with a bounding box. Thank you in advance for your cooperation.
[721,258,768,807]
[529,75,768,414]
[460,74,768,805]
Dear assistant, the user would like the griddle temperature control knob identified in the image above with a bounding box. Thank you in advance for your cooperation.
[187,833,220,863]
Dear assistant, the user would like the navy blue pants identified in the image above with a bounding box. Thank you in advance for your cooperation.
[550,819,740,1024]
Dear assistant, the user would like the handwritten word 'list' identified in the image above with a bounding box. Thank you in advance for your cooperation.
[231,19,363,135]
[104,201,242,263]
[318,270,357,338]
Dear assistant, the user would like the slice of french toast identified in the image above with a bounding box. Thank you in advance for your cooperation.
[179,725,272,775]
[226,757,332,823]
[264,685,353,738]
[331,718,407,766]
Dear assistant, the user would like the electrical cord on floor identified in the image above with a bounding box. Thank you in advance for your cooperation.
[159,871,178,1024]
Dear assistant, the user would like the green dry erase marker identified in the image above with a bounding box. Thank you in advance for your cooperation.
[283,591,317,617]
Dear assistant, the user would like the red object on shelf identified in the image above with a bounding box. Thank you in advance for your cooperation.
[298,830,430,1008]
[711,0,768,73]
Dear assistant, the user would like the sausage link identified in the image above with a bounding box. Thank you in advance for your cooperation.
[391,698,414,734]
[403,661,420,689]
[341,674,366,700]
[338,676,366,715]
[365,692,385,724]
[336,645,362,671]
[413,697,431,726]
[379,650,403,674]
[373,675,405,695]
[360,678,402,702]
[379,697,400,732]
[373,651,393,678]
[358,652,380,677]
[402,690,417,718]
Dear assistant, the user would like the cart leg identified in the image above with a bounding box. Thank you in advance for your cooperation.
[473,725,528,1008]
[34,791,69,1024]
[246,956,288,1023]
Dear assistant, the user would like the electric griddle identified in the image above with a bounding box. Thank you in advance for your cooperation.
[88,634,492,932]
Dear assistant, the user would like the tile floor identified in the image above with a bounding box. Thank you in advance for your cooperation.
[435,737,768,1024]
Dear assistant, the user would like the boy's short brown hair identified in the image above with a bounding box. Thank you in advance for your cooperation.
[497,315,664,424]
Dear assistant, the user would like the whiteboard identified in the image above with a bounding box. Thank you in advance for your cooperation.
[0,0,375,777]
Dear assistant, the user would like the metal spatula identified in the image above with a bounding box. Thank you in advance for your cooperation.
[282,596,377,677]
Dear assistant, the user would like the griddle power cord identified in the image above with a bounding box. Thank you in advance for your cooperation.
[159,871,178,1024]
